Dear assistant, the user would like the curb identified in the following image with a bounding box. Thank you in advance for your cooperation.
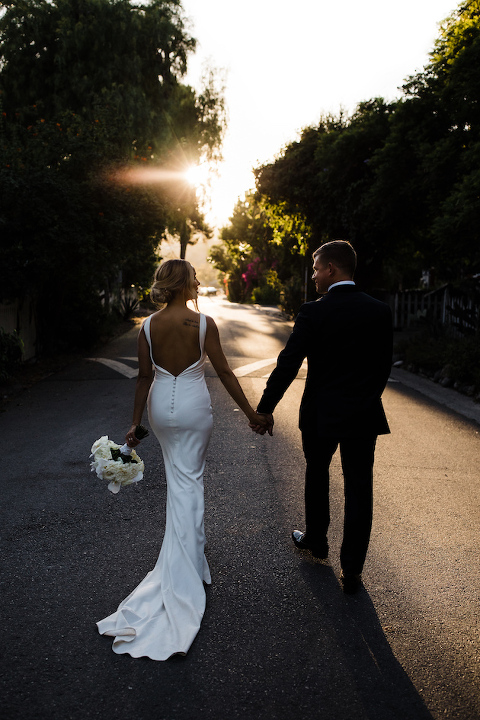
[390,367,480,426]
[253,304,290,321]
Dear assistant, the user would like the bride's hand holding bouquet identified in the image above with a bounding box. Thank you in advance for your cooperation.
[126,423,148,448]
[90,424,149,494]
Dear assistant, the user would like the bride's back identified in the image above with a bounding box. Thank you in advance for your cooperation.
[148,307,201,376]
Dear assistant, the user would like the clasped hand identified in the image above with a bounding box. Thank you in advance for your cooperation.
[249,412,274,436]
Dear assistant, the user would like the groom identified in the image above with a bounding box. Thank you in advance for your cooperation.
[255,240,393,593]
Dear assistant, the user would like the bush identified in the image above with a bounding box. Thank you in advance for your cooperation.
[35,289,112,354]
[395,329,480,392]
[114,294,140,321]
[445,336,480,388]
[251,268,282,306]
[279,275,304,317]
[251,283,281,305]
[0,328,24,381]
[395,332,449,374]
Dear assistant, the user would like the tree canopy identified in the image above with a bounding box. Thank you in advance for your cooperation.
[212,1,480,312]
[0,0,225,351]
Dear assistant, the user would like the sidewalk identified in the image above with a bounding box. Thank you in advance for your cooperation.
[390,366,480,425]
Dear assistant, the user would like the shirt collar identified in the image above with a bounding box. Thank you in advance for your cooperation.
[328,280,356,291]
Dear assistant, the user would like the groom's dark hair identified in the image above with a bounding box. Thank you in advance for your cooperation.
[313,240,357,277]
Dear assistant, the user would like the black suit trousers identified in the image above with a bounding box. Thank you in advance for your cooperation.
[301,430,377,575]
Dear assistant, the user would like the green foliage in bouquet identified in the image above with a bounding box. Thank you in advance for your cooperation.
[110,448,138,464]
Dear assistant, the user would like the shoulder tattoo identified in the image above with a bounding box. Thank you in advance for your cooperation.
[183,318,199,328]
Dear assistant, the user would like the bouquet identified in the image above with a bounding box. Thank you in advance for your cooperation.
[90,425,149,494]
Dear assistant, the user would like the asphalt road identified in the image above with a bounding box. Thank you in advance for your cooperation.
[1,295,479,720]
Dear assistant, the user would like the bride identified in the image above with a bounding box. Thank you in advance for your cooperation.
[97,259,269,660]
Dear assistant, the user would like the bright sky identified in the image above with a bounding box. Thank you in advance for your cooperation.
[181,0,458,228]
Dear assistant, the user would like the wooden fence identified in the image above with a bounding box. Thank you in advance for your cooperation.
[389,284,479,335]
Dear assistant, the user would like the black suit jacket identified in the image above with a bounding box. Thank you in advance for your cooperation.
[257,285,393,437]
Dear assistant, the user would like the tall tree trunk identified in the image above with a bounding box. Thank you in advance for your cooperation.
[179,218,190,259]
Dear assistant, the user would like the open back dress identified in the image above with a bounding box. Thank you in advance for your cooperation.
[97,312,213,660]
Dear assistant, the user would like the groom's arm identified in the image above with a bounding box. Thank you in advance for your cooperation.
[257,305,311,414]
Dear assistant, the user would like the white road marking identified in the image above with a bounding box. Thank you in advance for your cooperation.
[262,359,308,378]
[86,358,138,379]
[87,356,307,381]
[234,358,308,378]
[232,358,278,377]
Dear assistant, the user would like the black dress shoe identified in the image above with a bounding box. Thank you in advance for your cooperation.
[340,571,362,594]
[291,530,328,560]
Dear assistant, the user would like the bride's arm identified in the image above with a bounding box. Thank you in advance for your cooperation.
[204,316,272,433]
[126,326,153,446]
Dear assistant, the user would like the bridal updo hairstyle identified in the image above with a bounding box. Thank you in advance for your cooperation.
[150,259,198,309]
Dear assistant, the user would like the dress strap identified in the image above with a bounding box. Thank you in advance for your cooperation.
[199,314,207,354]
[142,315,154,364]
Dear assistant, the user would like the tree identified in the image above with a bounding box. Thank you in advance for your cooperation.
[366,1,480,283]
[422,0,480,277]
[0,0,195,150]
[250,1,480,300]
[0,0,225,351]
[255,100,395,291]
[210,195,269,303]
[209,192,310,312]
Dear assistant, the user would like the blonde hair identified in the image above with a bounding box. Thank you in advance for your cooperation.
[150,259,198,309]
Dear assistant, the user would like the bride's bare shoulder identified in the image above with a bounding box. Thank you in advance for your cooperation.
[205,315,219,337]
[147,309,162,323]
[139,311,158,329]
[147,309,174,334]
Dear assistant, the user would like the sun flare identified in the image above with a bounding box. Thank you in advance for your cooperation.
[184,163,210,187]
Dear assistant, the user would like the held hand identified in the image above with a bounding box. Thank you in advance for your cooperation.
[249,412,274,436]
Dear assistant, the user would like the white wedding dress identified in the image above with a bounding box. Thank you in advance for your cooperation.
[97,313,213,660]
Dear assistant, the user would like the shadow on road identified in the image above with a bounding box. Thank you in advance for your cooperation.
[299,559,434,720]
